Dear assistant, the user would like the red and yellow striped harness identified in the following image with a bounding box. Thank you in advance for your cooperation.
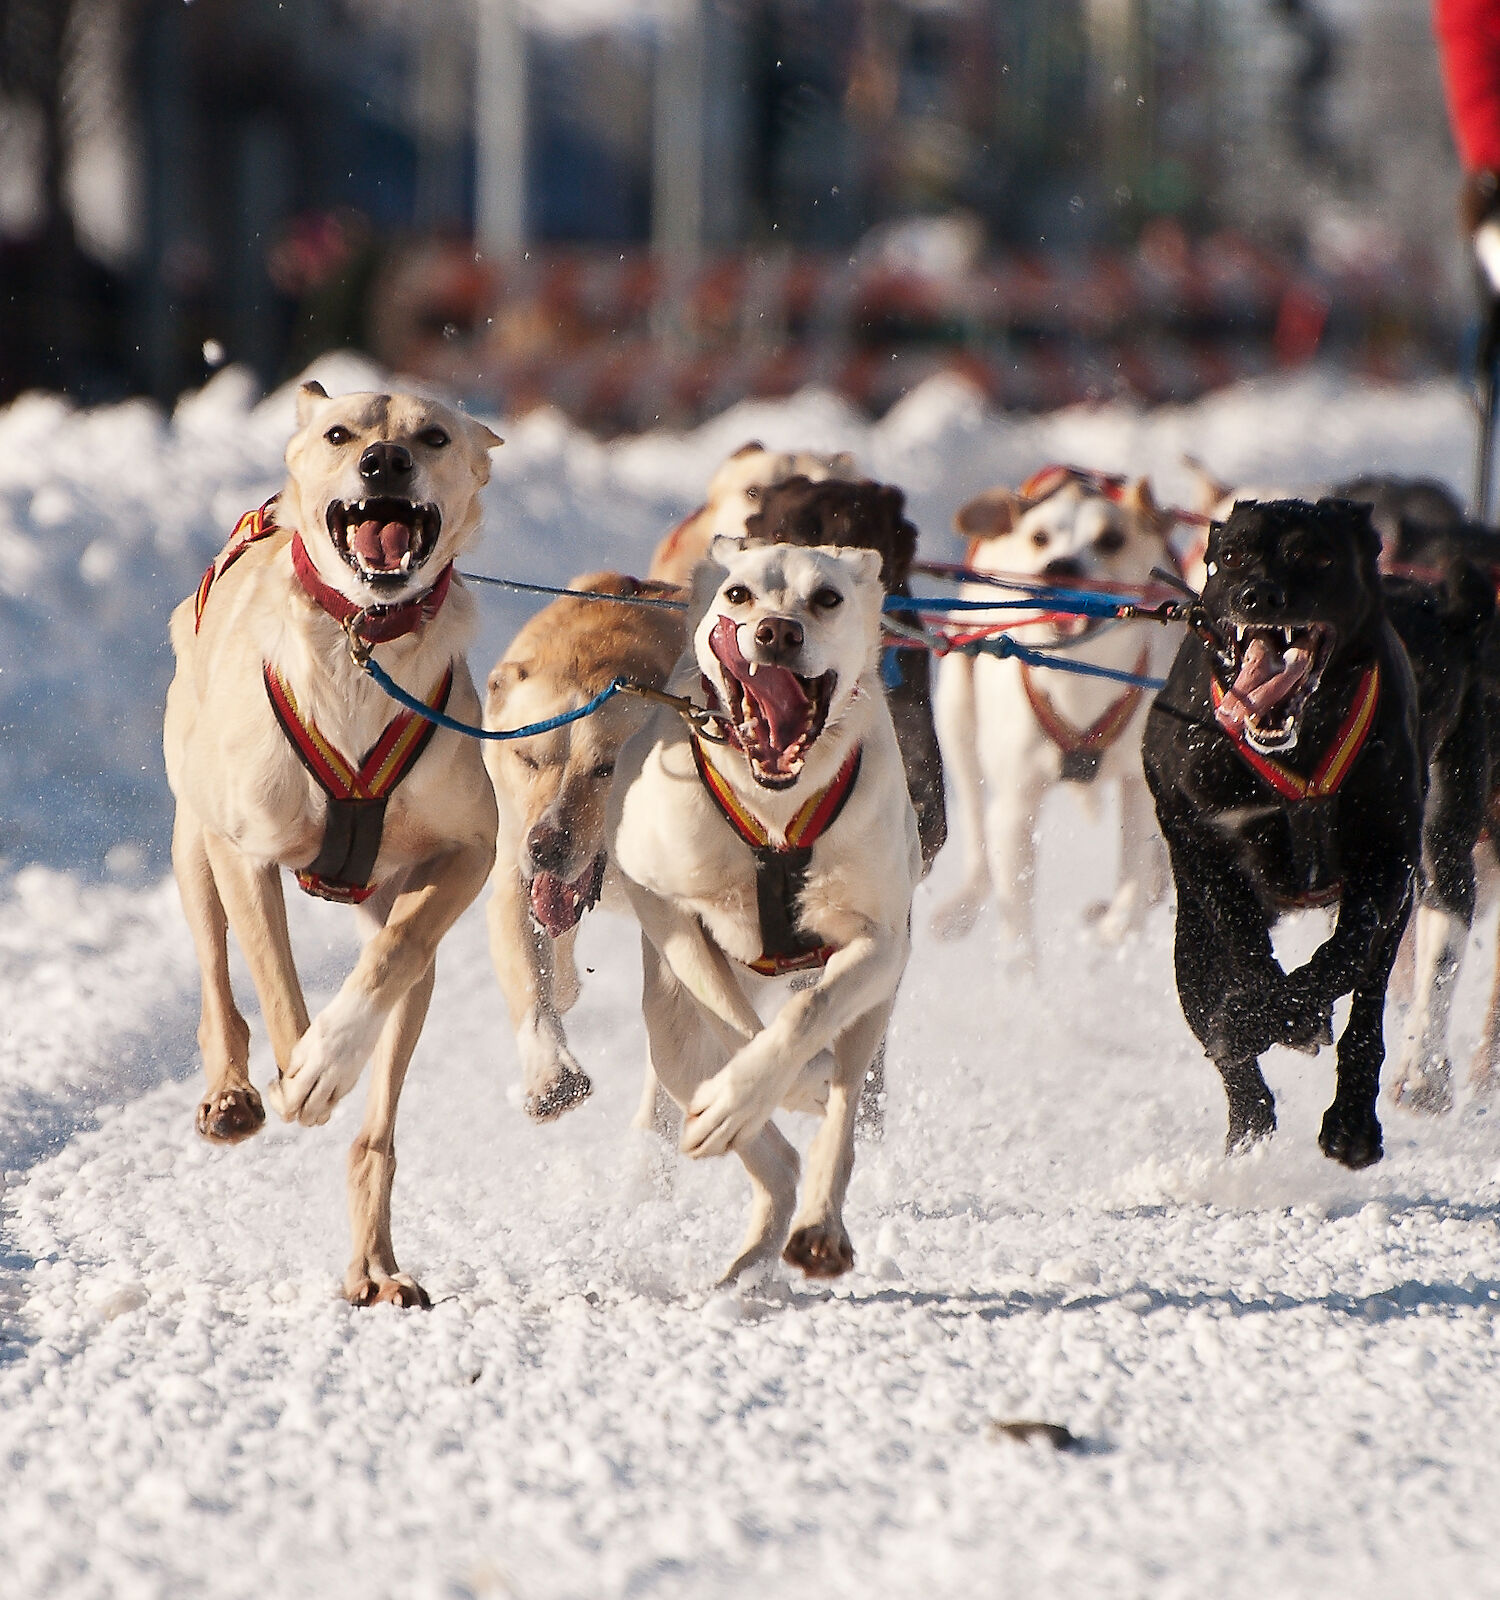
[691,737,862,977]
[1210,663,1381,802]
[194,500,280,631]
[264,663,454,903]
[1020,643,1151,783]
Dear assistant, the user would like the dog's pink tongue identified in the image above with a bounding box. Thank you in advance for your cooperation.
[530,872,583,939]
[1216,636,1314,733]
[708,615,809,751]
[351,518,411,570]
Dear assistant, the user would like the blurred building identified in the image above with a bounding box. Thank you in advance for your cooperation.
[0,0,1470,421]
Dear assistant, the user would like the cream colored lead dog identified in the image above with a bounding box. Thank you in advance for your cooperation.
[611,540,919,1283]
[164,382,501,1306]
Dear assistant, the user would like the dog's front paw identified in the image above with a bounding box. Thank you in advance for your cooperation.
[682,1064,779,1159]
[345,1272,431,1309]
[1318,1100,1383,1169]
[196,1084,265,1144]
[274,996,382,1126]
[783,1222,854,1278]
[1389,1056,1454,1116]
[525,1064,592,1122]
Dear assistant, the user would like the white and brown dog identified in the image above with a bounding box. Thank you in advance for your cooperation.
[648,441,859,587]
[483,572,685,1121]
[932,464,1175,952]
[164,382,501,1306]
[611,540,919,1283]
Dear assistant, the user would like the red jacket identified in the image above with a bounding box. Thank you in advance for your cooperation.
[1436,0,1500,170]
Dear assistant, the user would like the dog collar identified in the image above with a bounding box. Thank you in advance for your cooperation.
[290,532,454,645]
[691,736,862,976]
[1020,644,1151,783]
[265,660,454,903]
[1210,663,1380,802]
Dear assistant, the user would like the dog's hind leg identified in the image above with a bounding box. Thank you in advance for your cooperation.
[1320,916,1405,1169]
[784,1001,890,1278]
[721,1126,801,1286]
[637,933,793,1280]
[1390,905,1466,1114]
[344,957,434,1308]
[930,653,990,940]
[174,808,266,1144]
[1094,775,1168,945]
[1172,889,1278,1153]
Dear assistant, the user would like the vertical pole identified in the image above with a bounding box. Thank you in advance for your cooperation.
[653,0,706,262]
[474,0,526,258]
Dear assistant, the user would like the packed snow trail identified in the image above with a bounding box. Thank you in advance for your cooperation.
[4,363,1500,1598]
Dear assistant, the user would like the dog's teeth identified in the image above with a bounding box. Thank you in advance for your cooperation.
[749,663,759,677]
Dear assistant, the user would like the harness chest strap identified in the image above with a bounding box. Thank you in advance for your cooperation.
[1210,663,1381,803]
[691,737,863,977]
[264,662,454,903]
[1020,643,1151,783]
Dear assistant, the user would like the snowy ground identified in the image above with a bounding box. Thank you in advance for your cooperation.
[5,359,1500,1599]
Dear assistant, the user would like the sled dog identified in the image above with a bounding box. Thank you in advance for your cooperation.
[164,382,501,1305]
[611,540,919,1282]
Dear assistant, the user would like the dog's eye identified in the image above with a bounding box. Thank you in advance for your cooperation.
[1290,545,1332,570]
[591,760,615,780]
[723,584,753,605]
[1095,529,1126,555]
[418,427,450,449]
[811,586,844,610]
[745,486,760,500]
[515,750,539,771]
[324,426,353,447]
[1218,548,1247,569]
[1031,530,1049,548]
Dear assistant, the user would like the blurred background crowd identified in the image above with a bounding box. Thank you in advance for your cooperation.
[0,0,1470,431]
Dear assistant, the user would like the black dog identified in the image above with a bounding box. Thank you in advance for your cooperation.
[1143,499,1424,1167]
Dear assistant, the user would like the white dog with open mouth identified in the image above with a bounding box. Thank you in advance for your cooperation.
[610,540,919,1283]
[164,381,501,1306]
[932,464,1175,952]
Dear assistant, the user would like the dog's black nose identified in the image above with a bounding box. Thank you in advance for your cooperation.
[359,442,414,485]
[1043,557,1087,584]
[526,824,570,875]
[753,615,804,658]
[1237,580,1286,616]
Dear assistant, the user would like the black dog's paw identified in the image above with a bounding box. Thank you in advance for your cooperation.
[1276,973,1335,1056]
[1220,1059,1277,1154]
[1318,1101,1383,1169]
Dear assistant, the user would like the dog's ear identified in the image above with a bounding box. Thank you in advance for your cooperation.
[708,534,746,565]
[1181,455,1231,515]
[471,418,503,451]
[730,440,765,459]
[486,659,528,707]
[828,546,884,587]
[955,487,1026,540]
[295,381,329,427]
[1122,476,1170,535]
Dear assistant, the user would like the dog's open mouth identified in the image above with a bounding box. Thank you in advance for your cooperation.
[707,615,835,789]
[327,497,441,587]
[528,853,605,939]
[1214,622,1334,753]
